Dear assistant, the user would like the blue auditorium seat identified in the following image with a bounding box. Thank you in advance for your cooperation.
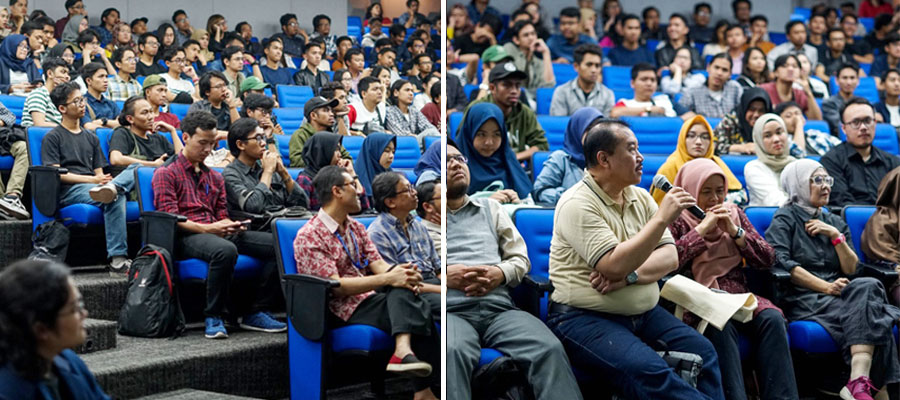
[804,120,829,133]
[602,66,632,91]
[0,94,26,123]
[769,32,787,45]
[537,116,567,151]
[449,112,463,138]
[830,76,878,103]
[463,84,478,100]
[347,16,362,41]
[513,207,555,320]
[274,134,292,166]
[638,154,668,190]
[276,85,314,109]
[744,206,778,235]
[536,87,554,115]
[839,123,899,154]
[707,117,721,129]
[719,155,753,187]
[612,88,634,101]
[168,103,190,121]
[423,135,440,150]
[531,151,551,182]
[342,136,364,160]
[619,116,683,155]
[859,17,875,33]
[392,136,421,169]
[552,63,577,86]
[843,205,876,261]
[273,107,304,134]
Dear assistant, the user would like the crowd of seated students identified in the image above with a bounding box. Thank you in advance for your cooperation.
[446,1,900,399]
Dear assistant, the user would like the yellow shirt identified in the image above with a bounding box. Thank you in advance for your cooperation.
[549,175,674,315]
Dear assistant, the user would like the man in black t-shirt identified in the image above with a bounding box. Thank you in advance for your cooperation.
[188,71,240,140]
[453,13,501,58]
[41,82,135,271]
[135,33,167,77]
[109,96,181,171]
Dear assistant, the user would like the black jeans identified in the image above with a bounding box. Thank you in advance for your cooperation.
[704,308,798,400]
[177,231,282,318]
[342,286,439,392]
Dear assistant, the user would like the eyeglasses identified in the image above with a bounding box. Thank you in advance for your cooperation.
[123,57,139,64]
[250,108,272,116]
[288,22,299,27]
[685,133,711,142]
[845,117,875,129]
[59,298,86,317]
[175,18,187,23]
[448,154,468,165]
[66,97,85,106]
[210,83,227,90]
[809,175,834,187]
[170,58,187,64]
[243,134,267,145]
[145,42,159,47]
[337,176,359,189]
[393,183,416,196]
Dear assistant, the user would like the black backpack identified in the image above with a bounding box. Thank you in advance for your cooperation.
[471,356,536,400]
[118,244,185,338]
[28,220,70,263]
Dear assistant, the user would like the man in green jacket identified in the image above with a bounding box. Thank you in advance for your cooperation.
[458,62,549,161]
[288,97,351,167]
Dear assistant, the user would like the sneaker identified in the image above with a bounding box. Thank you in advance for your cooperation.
[109,256,131,272]
[205,317,228,339]
[239,311,287,333]
[386,353,432,377]
[0,195,29,219]
[89,183,118,204]
[840,376,877,400]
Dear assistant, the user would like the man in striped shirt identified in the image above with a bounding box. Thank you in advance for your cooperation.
[21,57,70,127]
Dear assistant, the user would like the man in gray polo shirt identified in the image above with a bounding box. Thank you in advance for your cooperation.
[549,44,614,117]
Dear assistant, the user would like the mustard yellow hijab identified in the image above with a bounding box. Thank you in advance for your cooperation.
[651,115,743,204]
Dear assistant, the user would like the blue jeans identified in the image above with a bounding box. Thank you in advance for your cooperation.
[59,163,138,258]
[547,305,725,400]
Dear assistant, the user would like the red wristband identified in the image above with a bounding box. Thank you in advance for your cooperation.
[831,234,846,246]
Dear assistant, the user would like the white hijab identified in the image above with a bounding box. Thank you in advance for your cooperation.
[780,158,826,216]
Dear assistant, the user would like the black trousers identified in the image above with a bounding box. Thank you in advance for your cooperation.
[342,286,440,392]
[177,231,282,318]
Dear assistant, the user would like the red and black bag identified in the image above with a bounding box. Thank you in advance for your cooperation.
[118,244,185,338]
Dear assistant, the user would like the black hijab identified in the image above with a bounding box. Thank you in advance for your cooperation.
[735,87,772,142]
[300,132,343,179]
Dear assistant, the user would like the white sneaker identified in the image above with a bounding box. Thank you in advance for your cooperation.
[0,195,29,219]
[109,256,131,272]
[89,184,118,204]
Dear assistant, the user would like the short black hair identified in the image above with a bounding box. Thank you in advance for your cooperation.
[80,61,107,82]
[199,71,227,99]
[413,52,431,65]
[509,20,535,39]
[574,44,603,65]
[416,179,438,217]
[183,39,200,49]
[875,14,893,31]
[75,29,99,47]
[138,32,159,48]
[343,48,363,63]
[811,11,827,21]
[336,35,353,47]
[477,13,502,36]
[64,0,80,10]
[182,110,219,137]
[560,7,580,20]
[242,93,275,114]
[785,20,805,33]
[319,81,344,98]
[841,13,858,24]
[885,32,900,47]
[841,1,856,9]
[162,46,184,62]
[378,47,397,57]
[313,165,347,206]
[374,38,391,48]
[827,27,846,41]
[280,13,297,27]
[20,20,42,36]
[642,6,658,20]
[306,38,325,52]
[41,57,68,78]
[227,117,260,157]
[49,81,80,111]
[750,15,767,25]
[836,62,859,77]
[773,53,800,71]
[621,14,641,26]
[111,46,135,66]
[389,24,407,37]
[630,63,656,80]
[694,2,712,14]
[372,171,405,213]
[583,119,630,167]
[358,76,380,94]
[429,79,440,101]
[223,32,244,48]
[840,96,875,122]
[313,14,331,28]
[708,53,733,70]
[773,101,801,115]
[511,9,530,22]
[669,13,690,27]
[172,9,186,24]
[731,0,751,13]
[234,22,250,35]
[117,95,146,127]
[882,67,900,82]
[406,0,418,6]
[222,45,243,62]
[101,7,119,20]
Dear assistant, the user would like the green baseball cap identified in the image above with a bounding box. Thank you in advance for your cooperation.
[481,45,511,63]
[141,74,167,91]
[240,76,270,95]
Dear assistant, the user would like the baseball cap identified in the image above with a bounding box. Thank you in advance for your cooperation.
[481,45,511,63]
[130,17,148,28]
[304,96,340,119]
[488,62,527,83]
[240,76,270,95]
[141,74,167,91]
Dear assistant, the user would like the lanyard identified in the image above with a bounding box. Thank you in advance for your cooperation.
[334,228,368,270]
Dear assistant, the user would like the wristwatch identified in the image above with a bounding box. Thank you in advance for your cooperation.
[100,118,108,127]
[625,271,639,286]
[644,105,653,114]
[730,227,745,240]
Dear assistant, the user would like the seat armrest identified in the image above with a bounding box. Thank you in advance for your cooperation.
[283,273,340,341]
[28,166,68,218]
[522,274,553,294]
[140,211,187,256]
[745,268,792,305]
[856,262,900,288]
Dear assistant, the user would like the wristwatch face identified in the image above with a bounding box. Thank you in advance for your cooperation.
[626,271,638,284]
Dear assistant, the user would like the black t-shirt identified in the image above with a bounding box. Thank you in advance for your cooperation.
[210,104,230,130]
[109,127,175,162]
[41,125,107,192]
[846,38,873,57]
[453,33,490,56]
[134,60,167,77]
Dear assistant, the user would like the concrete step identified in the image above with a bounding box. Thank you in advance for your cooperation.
[75,318,117,355]
[135,389,262,399]
[0,219,32,267]
[72,270,128,322]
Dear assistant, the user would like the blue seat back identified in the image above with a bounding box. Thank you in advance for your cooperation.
[719,155,753,187]
[273,108,304,134]
[532,151,551,182]
[843,205,876,261]
[135,167,157,212]
[838,123,899,154]
[449,112,463,138]
[347,16,362,41]
[275,134,292,165]
[536,87,554,115]
[804,120,829,133]
[745,207,778,235]
[513,208,555,278]
[620,116,683,155]
[95,128,114,162]
[463,84,478,100]
[537,116,568,151]
[423,135,440,150]
[342,136,364,160]
[830,76,879,103]
[393,136,420,169]
[552,63,577,86]
[707,117,722,129]
[168,103,190,121]
[602,66,632,91]
[26,127,56,166]
[274,218,308,274]
[638,154,668,190]
[276,85,314,108]
[0,94,26,123]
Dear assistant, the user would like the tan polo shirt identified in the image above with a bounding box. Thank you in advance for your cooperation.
[549,175,674,316]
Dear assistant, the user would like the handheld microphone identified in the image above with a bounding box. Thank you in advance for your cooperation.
[651,175,706,219]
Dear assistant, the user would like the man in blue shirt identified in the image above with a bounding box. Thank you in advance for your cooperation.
[547,7,594,64]
[871,33,900,86]
[273,13,308,59]
[605,14,656,67]
[258,38,294,87]
[92,7,118,47]
[81,62,120,130]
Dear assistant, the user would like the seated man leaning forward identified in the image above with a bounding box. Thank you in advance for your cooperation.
[546,119,725,399]
[292,165,439,400]
[446,139,582,400]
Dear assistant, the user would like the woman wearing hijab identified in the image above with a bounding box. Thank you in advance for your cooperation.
[47,43,76,75]
[295,132,370,212]
[0,34,40,95]
[714,87,771,155]
[456,103,532,204]
[533,107,601,205]
[766,159,900,400]
[415,140,441,185]
[860,167,900,305]
[745,114,797,206]
[190,29,215,66]
[61,15,87,50]
[354,132,397,204]
[651,115,747,205]
[668,158,797,400]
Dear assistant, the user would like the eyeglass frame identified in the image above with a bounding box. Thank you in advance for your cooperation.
[809,175,835,187]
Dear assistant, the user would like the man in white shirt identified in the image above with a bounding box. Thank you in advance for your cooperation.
[767,20,818,71]
[350,76,388,134]
[610,63,679,118]
[162,47,199,103]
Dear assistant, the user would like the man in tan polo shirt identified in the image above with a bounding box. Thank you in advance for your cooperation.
[546,119,725,399]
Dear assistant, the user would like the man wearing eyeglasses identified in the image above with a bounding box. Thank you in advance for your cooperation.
[415,179,441,254]
[53,0,86,40]
[274,13,308,59]
[163,47,200,103]
[135,33,166,77]
[105,46,142,102]
[310,15,338,60]
[172,10,193,47]
[821,97,900,208]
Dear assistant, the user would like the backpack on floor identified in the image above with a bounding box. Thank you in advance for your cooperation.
[118,244,185,338]
[471,355,536,400]
[28,220,70,263]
